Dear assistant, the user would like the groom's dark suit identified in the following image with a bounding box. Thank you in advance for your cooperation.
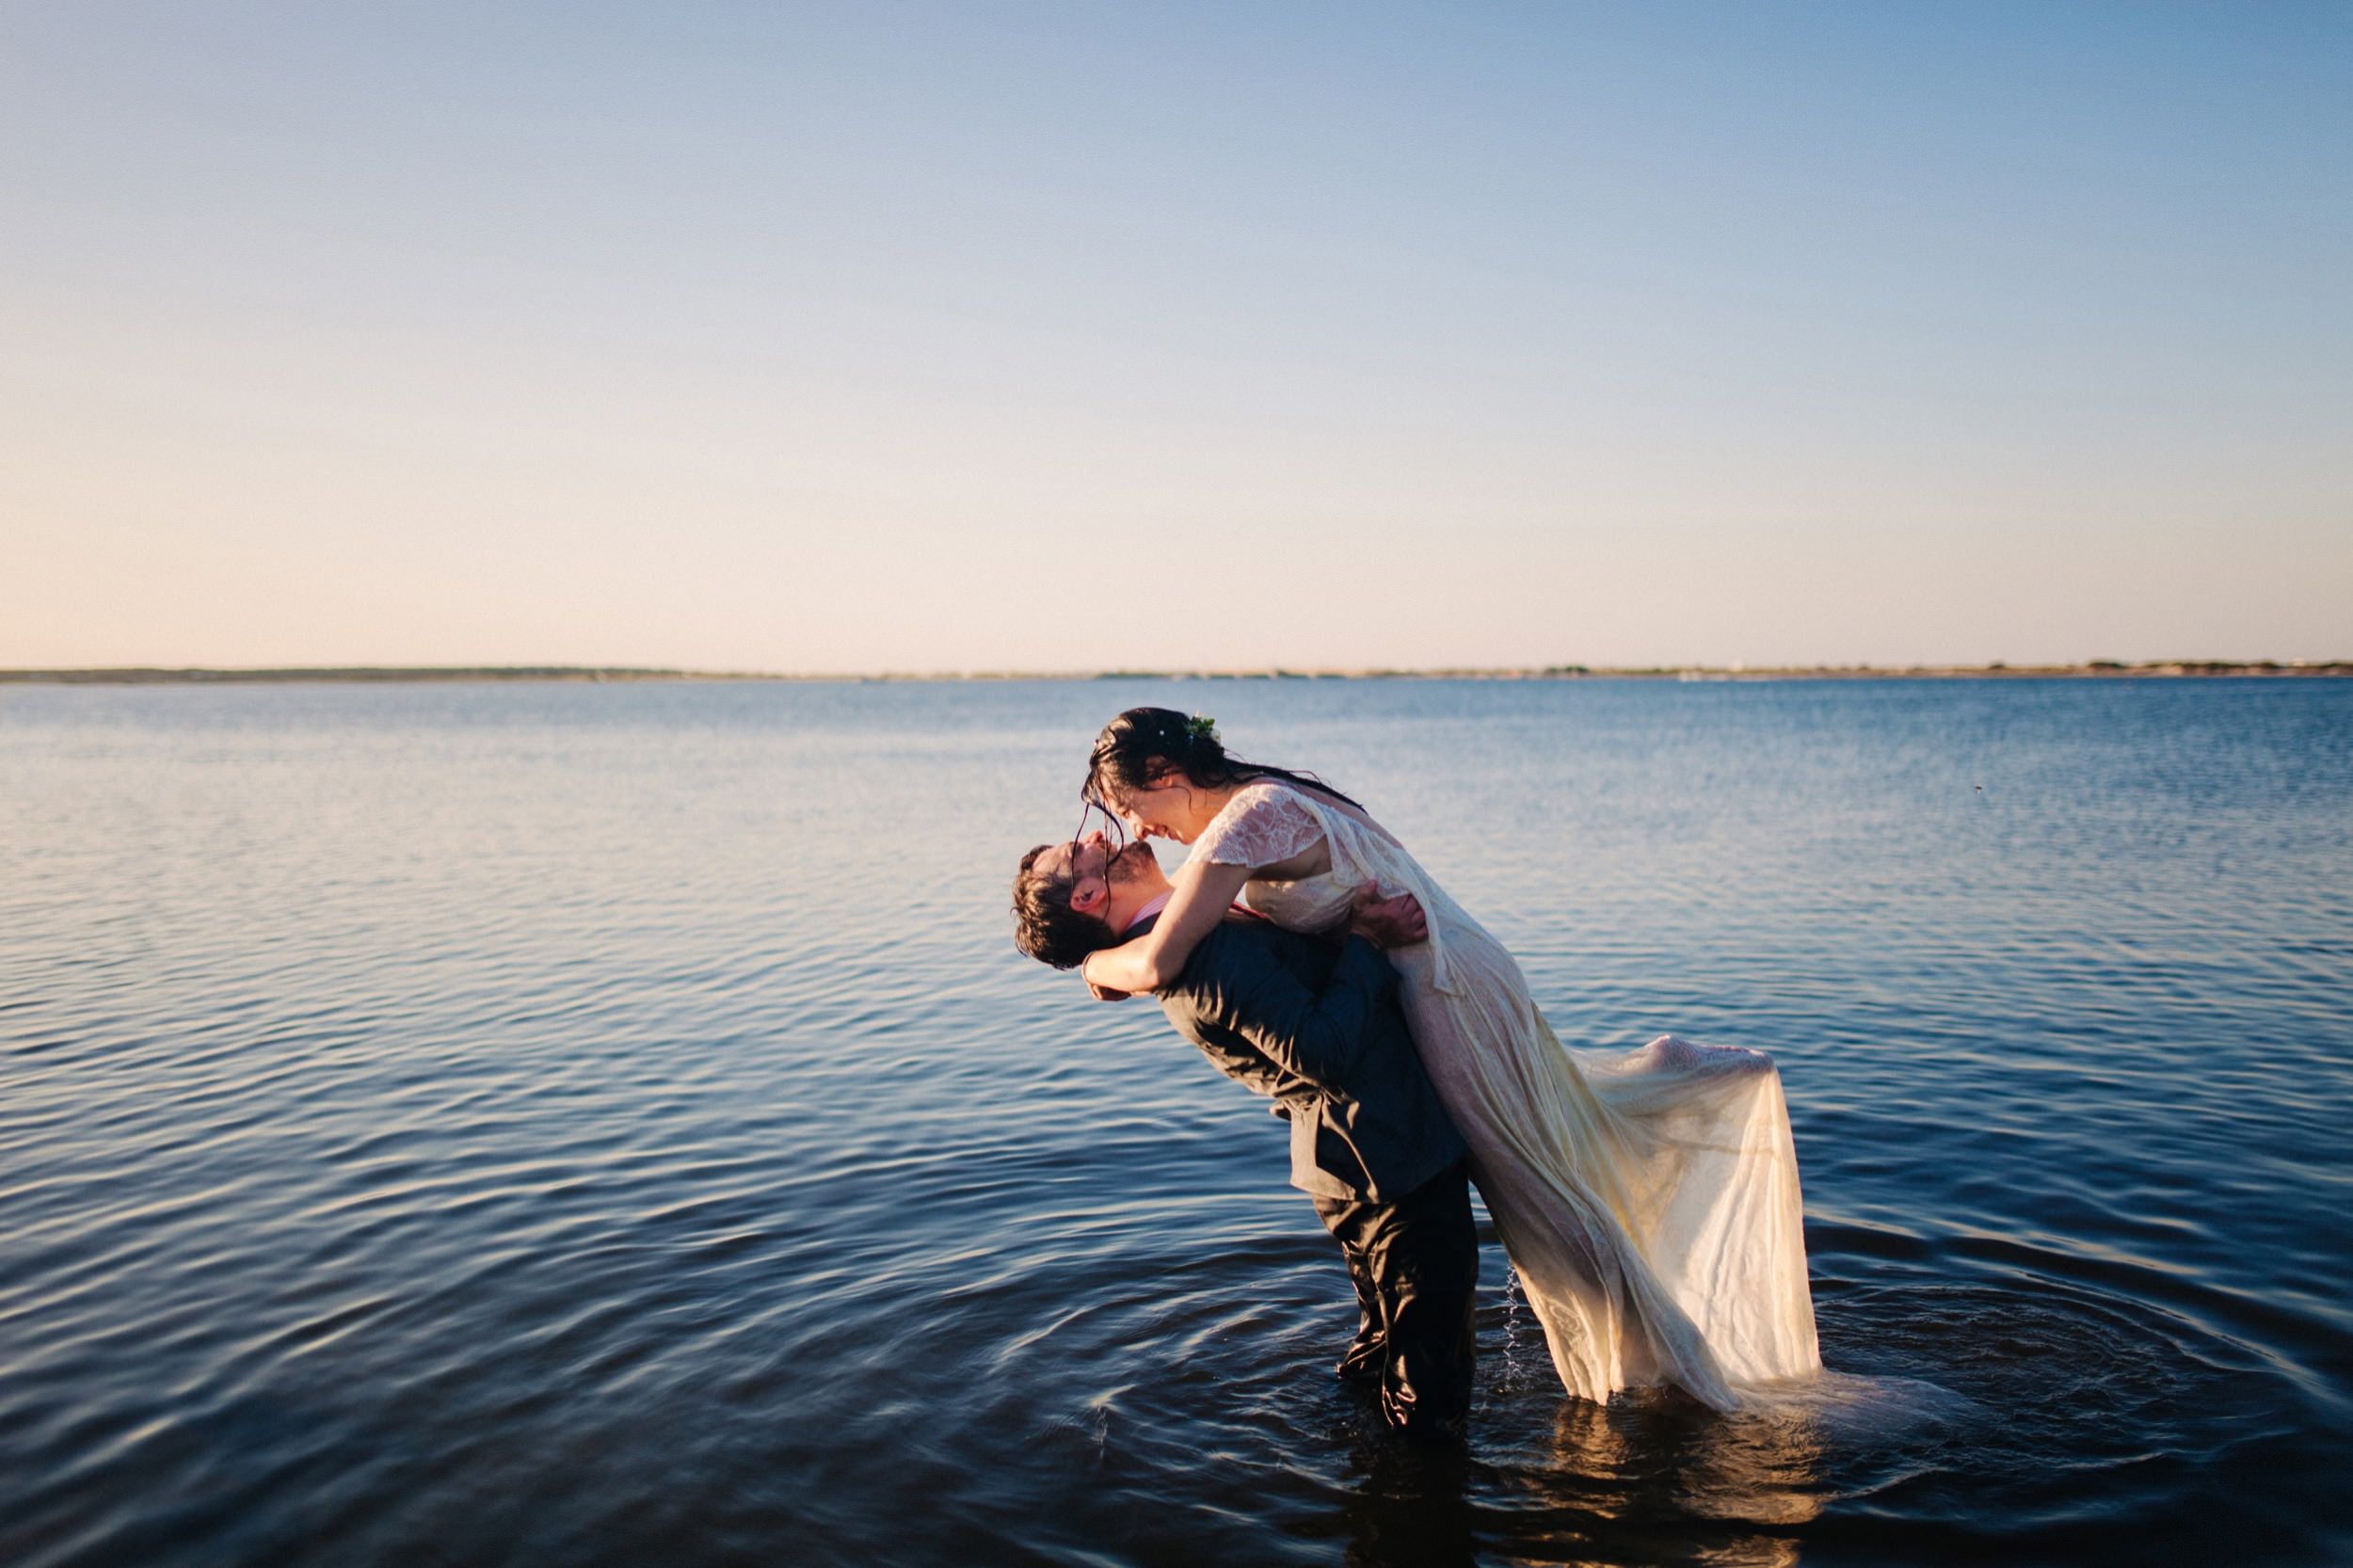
[1140,908,1478,1437]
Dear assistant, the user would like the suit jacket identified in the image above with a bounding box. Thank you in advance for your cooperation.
[1143,912,1465,1204]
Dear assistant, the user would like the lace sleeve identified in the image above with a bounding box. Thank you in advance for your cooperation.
[1191,783,1325,870]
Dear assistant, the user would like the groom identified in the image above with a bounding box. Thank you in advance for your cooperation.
[1012,832,1478,1439]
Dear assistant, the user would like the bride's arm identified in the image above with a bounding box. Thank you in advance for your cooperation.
[1080,856,1257,997]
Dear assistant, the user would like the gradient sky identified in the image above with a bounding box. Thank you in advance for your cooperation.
[4,2,2346,672]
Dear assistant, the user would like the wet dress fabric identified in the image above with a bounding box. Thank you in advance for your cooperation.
[1193,783,1821,1410]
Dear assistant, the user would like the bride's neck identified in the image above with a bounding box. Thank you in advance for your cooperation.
[1188,779,1244,831]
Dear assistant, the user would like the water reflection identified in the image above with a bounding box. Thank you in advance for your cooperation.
[1337,1385,1829,1568]
[1341,1433,1477,1568]
[1497,1393,1823,1567]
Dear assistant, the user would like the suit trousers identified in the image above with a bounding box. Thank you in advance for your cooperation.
[1313,1159,1478,1438]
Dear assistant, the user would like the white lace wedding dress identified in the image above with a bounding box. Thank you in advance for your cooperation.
[1193,781,1820,1410]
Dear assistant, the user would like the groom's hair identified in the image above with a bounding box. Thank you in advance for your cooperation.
[1012,845,1123,970]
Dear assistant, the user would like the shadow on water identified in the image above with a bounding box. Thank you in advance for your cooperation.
[1340,1435,1481,1568]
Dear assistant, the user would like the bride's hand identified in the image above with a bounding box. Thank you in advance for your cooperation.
[1348,887,1428,948]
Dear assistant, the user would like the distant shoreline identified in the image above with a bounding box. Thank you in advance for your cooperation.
[3,661,2346,685]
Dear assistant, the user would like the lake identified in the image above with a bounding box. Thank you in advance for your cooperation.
[3,676,2347,1567]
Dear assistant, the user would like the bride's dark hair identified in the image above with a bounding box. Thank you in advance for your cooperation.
[1083,707,1364,816]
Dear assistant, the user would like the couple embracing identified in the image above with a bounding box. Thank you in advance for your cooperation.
[1012,709,1820,1438]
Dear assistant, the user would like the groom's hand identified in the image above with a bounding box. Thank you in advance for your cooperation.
[1085,977,1134,1001]
[1349,888,1428,948]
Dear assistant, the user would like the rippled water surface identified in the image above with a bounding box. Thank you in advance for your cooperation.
[4,678,2348,1567]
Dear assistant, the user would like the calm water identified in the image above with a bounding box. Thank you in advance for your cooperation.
[3,678,2348,1568]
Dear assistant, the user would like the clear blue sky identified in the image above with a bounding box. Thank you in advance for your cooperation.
[4,2,2346,670]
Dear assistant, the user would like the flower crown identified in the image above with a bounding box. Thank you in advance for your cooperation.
[1185,713,1218,745]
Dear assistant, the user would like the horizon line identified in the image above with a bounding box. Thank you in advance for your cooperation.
[4,660,2349,685]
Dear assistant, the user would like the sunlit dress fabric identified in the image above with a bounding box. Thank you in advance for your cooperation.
[1193,782,1820,1410]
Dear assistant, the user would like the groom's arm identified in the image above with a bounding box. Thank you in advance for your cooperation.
[1183,926,1401,1092]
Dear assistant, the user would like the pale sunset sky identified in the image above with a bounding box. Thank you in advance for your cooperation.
[3,3,2346,673]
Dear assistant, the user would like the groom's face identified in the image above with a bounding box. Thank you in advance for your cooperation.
[1035,831,1153,925]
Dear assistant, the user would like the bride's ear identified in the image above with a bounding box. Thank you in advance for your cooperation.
[1144,760,1185,789]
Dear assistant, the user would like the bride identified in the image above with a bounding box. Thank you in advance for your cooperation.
[1073,707,1820,1410]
